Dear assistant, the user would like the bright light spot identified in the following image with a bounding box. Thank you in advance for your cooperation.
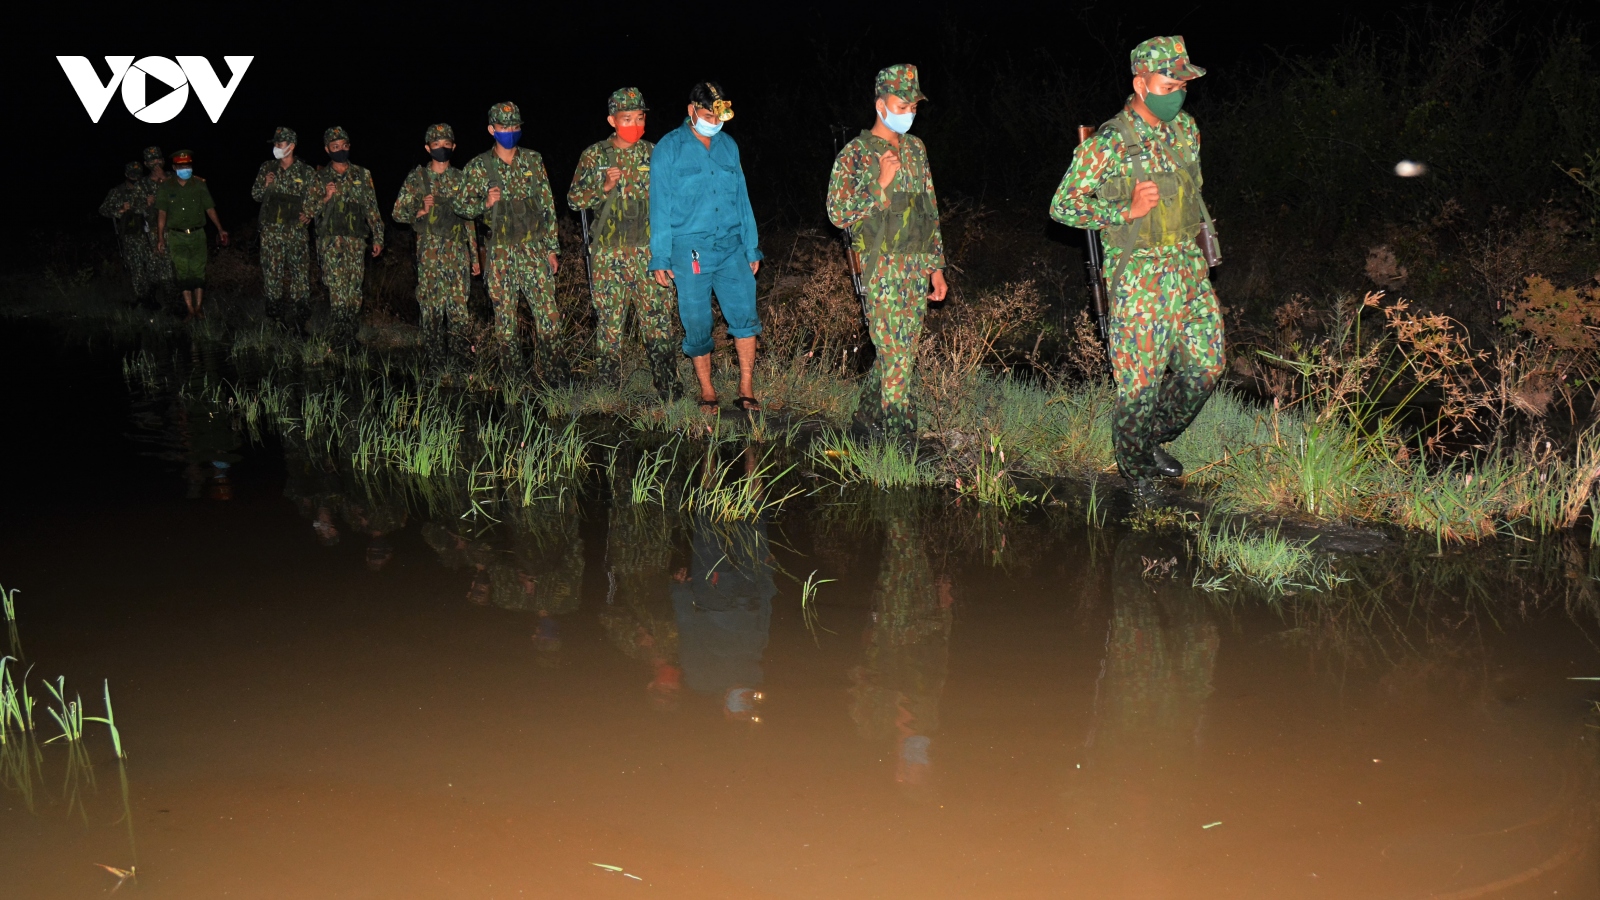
[1394,160,1427,177]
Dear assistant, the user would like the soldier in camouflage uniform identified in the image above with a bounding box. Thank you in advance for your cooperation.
[453,101,563,373]
[302,126,384,348]
[827,65,949,438]
[140,146,176,298]
[598,502,684,710]
[1049,37,1223,485]
[251,127,317,330]
[99,161,155,303]
[392,123,479,367]
[568,87,680,397]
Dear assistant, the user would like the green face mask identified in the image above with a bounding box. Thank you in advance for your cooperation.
[1143,87,1186,122]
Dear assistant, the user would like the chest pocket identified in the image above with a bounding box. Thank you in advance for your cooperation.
[320,174,369,238]
[1098,118,1207,255]
[262,181,304,227]
[486,158,548,245]
[414,170,467,242]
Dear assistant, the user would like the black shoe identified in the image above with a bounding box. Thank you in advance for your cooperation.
[1152,447,1184,478]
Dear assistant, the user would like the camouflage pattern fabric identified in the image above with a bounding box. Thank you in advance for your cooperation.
[272,126,298,144]
[323,126,350,146]
[487,101,523,128]
[606,87,648,115]
[137,169,175,292]
[455,147,561,362]
[569,136,679,390]
[251,157,317,320]
[99,176,155,300]
[828,129,945,433]
[1129,35,1206,78]
[874,64,929,102]
[393,164,477,362]
[304,162,383,343]
[1049,98,1224,479]
[424,122,454,143]
[143,146,165,166]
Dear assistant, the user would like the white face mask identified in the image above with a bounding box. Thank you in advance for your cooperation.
[692,116,723,138]
[272,146,290,160]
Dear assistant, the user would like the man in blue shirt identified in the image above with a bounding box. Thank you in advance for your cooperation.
[648,81,764,412]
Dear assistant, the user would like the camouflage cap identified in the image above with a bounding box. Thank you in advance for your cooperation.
[143,146,164,164]
[425,123,455,143]
[1130,35,1206,79]
[487,101,523,127]
[124,161,144,179]
[171,149,194,165]
[323,126,350,146]
[272,126,297,144]
[874,64,928,103]
[607,87,647,116]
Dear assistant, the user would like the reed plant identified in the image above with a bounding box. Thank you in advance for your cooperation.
[83,680,124,759]
[809,430,936,489]
[1,584,15,623]
[955,433,1037,510]
[682,445,802,523]
[0,656,35,743]
[798,570,836,643]
[1189,515,1347,595]
[42,676,83,744]
[626,441,680,506]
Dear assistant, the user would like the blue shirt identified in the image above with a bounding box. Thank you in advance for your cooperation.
[647,119,763,272]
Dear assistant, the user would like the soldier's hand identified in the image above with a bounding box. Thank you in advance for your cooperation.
[876,150,901,189]
[118,202,131,213]
[603,166,623,192]
[654,269,674,287]
[547,253,559,273]
[323,182,338,202]
[487,186,502,208]
[371,243,383,258]
[1127,180,1161,220]
[147,195,155,207]
[928,268,948,302]
[156,237,165,253]
[218,230,230,247]
[420,193,435,216]
[298,212,311,225]
[472,258,481,276]
[264,172,276,187]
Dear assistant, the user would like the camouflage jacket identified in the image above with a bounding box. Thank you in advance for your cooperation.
[303,163,385,245]
[392,164,477,253]
[827,130,945,268]
[1049,97,1204,236]
[99,180,150,235]
[454,147,559,254]
[251,158,317,229]
[567,137,655,250]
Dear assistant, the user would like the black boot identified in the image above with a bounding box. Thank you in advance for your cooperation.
[1152,446,1184,478]
[328,306,358,351]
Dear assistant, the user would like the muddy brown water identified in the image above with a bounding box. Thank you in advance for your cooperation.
[2,324,1598,899]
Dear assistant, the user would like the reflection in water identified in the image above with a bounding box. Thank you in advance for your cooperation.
[849,496,952,785]
[1073,533,1219,861]
[599,503,684,710]
[420,496,585,666]
[673,516,776,721]
[283,433,345,547]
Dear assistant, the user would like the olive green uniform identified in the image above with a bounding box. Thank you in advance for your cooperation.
[154,176,216,291]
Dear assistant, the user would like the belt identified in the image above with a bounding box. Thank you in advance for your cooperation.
[171,226,202,234]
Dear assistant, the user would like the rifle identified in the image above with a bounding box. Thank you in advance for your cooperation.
[1076,124,1112,369]
[578,206,596,302]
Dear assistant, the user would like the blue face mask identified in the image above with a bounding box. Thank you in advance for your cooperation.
[493,129,521,149]
[691,116,723,138]
[175,168,193,180]
[879,108,915,134]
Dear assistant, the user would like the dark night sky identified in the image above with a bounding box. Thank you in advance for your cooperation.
[4,1,1526,255]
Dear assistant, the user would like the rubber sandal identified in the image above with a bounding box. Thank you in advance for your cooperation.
[697,397,720,414]
[733,396,761,412]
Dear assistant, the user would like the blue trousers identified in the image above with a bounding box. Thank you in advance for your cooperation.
[673,263,760,357]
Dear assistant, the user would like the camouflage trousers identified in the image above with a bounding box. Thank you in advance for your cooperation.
[260,226,311,320]
[144,231,174,292]
[591,245,679,392]
[1107,247,1225,479]
[486,241,560,365]
[416,233,474,359]
[117,233,155,301]
[317,235,368,310]
[857,254,930,434]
